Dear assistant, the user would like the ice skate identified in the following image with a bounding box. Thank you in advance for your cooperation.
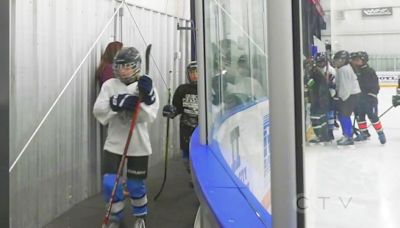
[318,141,328,146]
[337,137,355,149]
[318,136,332,146]
[133,217,146,228]
[354,132,369,142]
[105,220,121,228]
[378,131,386,145]
[308,137,320,146]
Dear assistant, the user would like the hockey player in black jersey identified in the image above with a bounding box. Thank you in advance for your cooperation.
[351,51,386,144]
[307,53,332,144]
[162,61,198,170]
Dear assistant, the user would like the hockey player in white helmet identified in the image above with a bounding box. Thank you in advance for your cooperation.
[93,46,159,228]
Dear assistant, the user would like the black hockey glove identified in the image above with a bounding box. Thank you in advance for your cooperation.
[162,104,178,118]
[393,95,400,107]
[109,94,139,112]
[138,75,156,105]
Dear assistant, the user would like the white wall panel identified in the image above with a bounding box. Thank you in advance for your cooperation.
[10,0,190,227]
[125,0,190,19]
[320,1,400,56]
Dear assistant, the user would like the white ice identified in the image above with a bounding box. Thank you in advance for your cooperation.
[305,87,400,228]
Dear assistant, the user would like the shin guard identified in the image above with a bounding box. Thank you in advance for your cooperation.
[127,179,148,217]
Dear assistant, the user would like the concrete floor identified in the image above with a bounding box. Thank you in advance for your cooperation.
[45,159,199,228]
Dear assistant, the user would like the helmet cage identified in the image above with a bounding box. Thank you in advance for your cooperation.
[113,61,141,84]
[187,61,198,84]
[333,51,350,68]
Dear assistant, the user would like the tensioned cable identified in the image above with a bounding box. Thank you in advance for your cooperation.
[213,0,267,57]
[123,1,168,89]
[9,1,124,173]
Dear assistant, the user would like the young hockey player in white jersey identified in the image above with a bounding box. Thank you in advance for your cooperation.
[333,50,361,146]
[93,47,159,228]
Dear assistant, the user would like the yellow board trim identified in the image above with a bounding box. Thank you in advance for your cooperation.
[379,84,398,88]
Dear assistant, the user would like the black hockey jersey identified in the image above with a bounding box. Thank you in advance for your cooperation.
[172,83,198,128]
[308,66,330,111]
[356,65,380,96]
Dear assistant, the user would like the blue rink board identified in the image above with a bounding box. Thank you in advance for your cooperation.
[190,127,272,228]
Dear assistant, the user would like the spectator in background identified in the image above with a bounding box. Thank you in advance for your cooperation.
[96,41,123,179]
[210,39,265,110]
[97,41,123,85]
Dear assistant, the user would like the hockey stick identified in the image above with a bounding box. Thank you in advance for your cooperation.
[102,100,141,227]
[352,115,360,136]
[353,105,394,135]
[102,44,152,227]
[144,44,152,75]
[153,51,181,201]
[366,105,394,128]
[378,105,394,119]
[153,86,171,201]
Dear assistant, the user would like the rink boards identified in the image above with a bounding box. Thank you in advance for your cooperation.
[377,71,399,87]
[190,98,273,227]
[212,98,272,213]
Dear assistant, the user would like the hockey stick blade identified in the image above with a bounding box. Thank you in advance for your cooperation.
[154,88,172,201]
[145,44,152,75]
[153,118,170,201]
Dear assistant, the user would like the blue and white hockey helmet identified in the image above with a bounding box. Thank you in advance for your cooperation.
[113,47,141,84]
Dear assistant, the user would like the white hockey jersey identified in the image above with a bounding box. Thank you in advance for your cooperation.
[336,64,361,101]
[93,78,159,156]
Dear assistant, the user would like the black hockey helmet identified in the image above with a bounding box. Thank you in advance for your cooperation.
[333,50,350,68]
[315,52,326,63]
[187,61,198,84]
[113,47,141,84]
[357,51,369,63]
[315,52,327,68]
[187,61,197,71]
[350,52,359,60]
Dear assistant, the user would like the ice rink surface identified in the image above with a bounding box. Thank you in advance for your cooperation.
[305,88,400,228]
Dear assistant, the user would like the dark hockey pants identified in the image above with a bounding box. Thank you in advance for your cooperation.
[310,105,329,141]
[356,96,383,134]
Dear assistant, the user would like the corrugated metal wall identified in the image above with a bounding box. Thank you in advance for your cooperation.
[10,0,190,227]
